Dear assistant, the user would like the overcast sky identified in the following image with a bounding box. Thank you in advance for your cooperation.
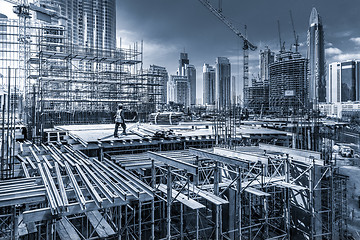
[1,0,360,100]
[115,0,360,100]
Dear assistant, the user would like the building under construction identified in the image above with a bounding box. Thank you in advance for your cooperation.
[0,1,358,239]
[269,52,308,115]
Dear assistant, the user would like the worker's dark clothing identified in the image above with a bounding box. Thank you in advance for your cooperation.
[114,109,126,137]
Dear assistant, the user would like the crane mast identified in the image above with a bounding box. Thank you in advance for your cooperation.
[197,0,257,106]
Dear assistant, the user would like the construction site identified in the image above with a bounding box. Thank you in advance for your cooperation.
[0,0,360,239]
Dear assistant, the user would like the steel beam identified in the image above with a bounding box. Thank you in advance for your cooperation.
[75,164,103,208]
[64,161,86,210]
[259,143,321,160]
[189,148,249,169]
[148,151,197,175]
[54,162,68,207]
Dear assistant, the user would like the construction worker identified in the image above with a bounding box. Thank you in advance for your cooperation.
[114,105,126,137]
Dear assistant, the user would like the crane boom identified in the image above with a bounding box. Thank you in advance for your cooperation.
[289,10,299,53]
[197,0,257,51]
[197,0,257,106]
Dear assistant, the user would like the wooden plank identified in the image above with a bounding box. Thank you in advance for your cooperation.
[148,152,197,175]
[189,148,249,169]
[213,147,268,165]
[259,144,323,165]
[56,217,81,240]
[245,187,271,197]
[85,211,115,238]
[178,182,228,205]
[158,184,205,210]
[275,181,307,191]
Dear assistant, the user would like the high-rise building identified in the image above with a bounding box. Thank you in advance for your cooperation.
[328,60,360,103]
[215,57,231,110]
[149,65,168,105]
[167,75,189,107]
[178,52,189,76]
[203,63,215,105]
[186,64,196,105]
[307,7,326,105]
[259,46,275,82]
[40,0,116,50]
[269,52,308,114]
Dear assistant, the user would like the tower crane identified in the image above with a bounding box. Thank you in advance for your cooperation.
[197,0,257,106]
[289,10,299,53]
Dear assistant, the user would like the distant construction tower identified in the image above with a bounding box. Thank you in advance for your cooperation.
[40,0,116,50]
[269,51,308,115]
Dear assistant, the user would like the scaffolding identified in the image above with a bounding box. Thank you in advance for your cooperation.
[269,53,308,115]
[27,24,143,133]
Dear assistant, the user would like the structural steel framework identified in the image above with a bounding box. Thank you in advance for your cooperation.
[0,139,348,239]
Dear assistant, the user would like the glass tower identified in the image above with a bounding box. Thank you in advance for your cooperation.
[307,7,326,106]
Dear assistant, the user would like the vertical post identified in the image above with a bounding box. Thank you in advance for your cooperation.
[6,67,11,178]
[237,167,242,239]
[125,205,128,238]
[330,164,335,239]
[138,202,142,240]
[180,203,184,240]
[118,205,122,240]
[309,158,315,240]
[195,156,199,185]
[167,165,171,240]
[285,155,291,238]
[214,161,220,240]
[151,160,155,240]
[264,197,269,238]
[196,209,199,240]
[1,80,6,179]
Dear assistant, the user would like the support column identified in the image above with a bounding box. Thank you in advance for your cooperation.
[237,167,242,240]
[118,205,122,240]
[151,160,155,240]
[139,203,142,240]
[214,161,219,240]
[196,209,199,240]
[167,165,172,240]
[180,203,184,240]
[285,155,291,239]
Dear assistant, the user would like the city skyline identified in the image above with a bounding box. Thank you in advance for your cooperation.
[1,0,360,101]
[113,0,360,100]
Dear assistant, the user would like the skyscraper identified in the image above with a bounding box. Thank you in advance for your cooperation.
[259,46,275,83]
[186,64,196,105]
[203,63,215,105]
[167,75,189,107]
[307,7,326,105]
[178,52,189,76]
[40,0,116,50]
[328,61,360,103]
[177,52,196,105]
[215,57,231,110]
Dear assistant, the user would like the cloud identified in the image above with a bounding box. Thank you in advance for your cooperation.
[332,53,360,62]
[350,37,360,45]
[325,47,342,55]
